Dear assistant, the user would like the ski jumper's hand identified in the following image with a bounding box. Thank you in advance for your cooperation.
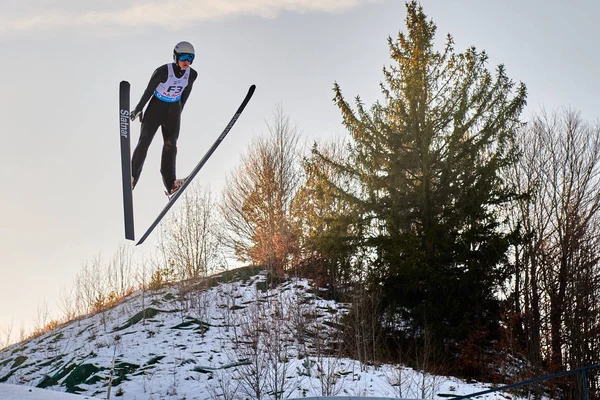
[131,108,143,121]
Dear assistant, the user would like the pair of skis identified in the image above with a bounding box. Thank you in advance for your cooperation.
[119,82,256,245]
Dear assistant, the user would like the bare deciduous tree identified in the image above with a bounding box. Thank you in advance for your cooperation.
[232,295,269,399]
[222,106,302,274]
[0,320,14,350]
[57,284,78,323]
[75,256,105,315]
[159,183,225,281]
[106,244,134,299]
[508,108,600,385]
[208,368,240,400]
[32,300,50,335]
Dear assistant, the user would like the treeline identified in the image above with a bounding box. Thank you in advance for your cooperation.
[212,2,600,397]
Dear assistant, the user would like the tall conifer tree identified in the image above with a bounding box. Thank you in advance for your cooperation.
[319,1,527,342]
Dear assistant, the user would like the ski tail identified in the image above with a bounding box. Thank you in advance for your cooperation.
[119,81,135,240]
[136,84,256,246]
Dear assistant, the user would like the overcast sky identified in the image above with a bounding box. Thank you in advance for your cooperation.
[1,0,598,338]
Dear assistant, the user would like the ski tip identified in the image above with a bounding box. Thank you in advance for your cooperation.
[249,84,256,92]
[120,80,130,88]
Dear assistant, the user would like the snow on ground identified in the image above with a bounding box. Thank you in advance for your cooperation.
[0,383,99,399]
[0,268,540,399]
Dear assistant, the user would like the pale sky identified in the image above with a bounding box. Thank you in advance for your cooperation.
[1,0,599,337]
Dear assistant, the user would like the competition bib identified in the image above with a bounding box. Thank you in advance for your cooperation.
[153,63,190,103]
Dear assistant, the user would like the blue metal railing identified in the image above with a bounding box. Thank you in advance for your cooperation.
[288,364,600,400]
[449,363,600,400]
[289,398,416,400]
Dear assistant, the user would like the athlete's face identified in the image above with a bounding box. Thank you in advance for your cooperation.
[177,60,191,70]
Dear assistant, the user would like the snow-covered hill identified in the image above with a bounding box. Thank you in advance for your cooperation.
[0,267,528,399]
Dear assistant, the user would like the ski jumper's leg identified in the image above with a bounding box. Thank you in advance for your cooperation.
[131,100,163,186]
[160,103,182,191]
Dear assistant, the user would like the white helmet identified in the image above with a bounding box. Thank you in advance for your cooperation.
[173,41,195,63]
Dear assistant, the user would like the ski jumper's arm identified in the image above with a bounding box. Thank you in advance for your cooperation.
[180,69,198,111]
[133,65,169,112]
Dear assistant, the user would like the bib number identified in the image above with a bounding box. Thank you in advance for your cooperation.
[167,86,184,95]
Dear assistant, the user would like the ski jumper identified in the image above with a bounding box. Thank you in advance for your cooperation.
[131,63,198,191]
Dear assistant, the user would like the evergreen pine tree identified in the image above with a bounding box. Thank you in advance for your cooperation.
[292,139,358,291]
[318,1,527,343]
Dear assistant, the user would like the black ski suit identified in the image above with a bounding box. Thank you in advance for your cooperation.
[131,63,198,191]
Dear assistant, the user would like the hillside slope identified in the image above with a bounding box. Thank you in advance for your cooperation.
[0,267,524,399]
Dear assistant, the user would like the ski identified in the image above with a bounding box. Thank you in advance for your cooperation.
[136,84,257,246]
[119,81,135,241]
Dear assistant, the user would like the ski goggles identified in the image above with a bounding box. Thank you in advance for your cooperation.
[177,53,195,63]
